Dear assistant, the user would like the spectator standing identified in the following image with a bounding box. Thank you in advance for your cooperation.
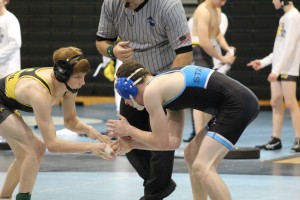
[0,0,21,149]
[247,0,300,152]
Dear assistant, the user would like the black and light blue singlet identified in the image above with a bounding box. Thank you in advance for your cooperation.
[161,65,259,147]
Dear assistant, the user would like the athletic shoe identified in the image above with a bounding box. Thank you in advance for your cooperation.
[291,137,300,152]
[255,136,282,150]
[183,132,195,143]
[139,179,176,200]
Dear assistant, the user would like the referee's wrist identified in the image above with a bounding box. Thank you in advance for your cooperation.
[107,45,116,59]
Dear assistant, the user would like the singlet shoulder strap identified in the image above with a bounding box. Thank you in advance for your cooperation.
[19,67,52,95]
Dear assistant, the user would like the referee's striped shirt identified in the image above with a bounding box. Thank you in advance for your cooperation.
[96,0,192,74]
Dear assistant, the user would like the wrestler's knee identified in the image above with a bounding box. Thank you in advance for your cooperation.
[284,99,298,110]
[191,161,210,181]
[35,140,46,159]
[270,97,283,109]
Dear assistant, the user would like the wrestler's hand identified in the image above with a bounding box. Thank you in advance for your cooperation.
[86,126,112,144]
[267,72,278,82]
[221,54,235,65]
[247,60,261,71]
[106,114,131,138]
[114,41,133,62]
[112,137,133,156]
[91,143,117,160]
[228,46,236,55]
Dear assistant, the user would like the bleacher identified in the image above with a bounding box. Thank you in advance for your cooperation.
[8,0,299,106]
[9,0,114,101]
[223,0,281,102]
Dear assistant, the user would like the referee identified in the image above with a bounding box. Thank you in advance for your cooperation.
[96,0,192,199]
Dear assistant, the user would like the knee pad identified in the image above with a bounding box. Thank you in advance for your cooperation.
[16,193,31,200]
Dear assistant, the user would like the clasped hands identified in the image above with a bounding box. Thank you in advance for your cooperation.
[82,122,130,159]
[87,114,133,159]
[105,114,133,155]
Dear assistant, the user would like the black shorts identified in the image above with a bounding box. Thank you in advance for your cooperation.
[205,73,260,146]
[277,74,298,81]
[0,103,20,124]
[192,45,213,68]
[0,103,13,124]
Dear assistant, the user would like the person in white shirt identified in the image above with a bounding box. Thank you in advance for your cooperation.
[0,0,21,78]
[0,0,21,149]
[247,0,300,152]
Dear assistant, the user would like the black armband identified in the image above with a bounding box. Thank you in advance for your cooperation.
[107,45,116,59]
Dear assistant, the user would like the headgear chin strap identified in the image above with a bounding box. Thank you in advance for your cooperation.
[129,95,145,111]
[64,83,79,93]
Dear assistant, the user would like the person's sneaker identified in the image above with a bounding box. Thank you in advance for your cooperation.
[139,179,176,200]
[183,132,195,143]
[255,136,282,150]
[291,137,300,152]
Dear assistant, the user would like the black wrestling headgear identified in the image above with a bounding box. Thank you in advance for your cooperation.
[54,54,85,83]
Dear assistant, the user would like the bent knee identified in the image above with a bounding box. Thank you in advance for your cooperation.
[26,140,46,160]
[191,162,210,180]
[284,99,298,110]
[270,97,283,108]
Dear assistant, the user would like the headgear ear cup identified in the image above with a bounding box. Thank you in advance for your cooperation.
[115,77,138,99]
[54,54,85,83]
[54,60,73,83]
[115,68,144,99]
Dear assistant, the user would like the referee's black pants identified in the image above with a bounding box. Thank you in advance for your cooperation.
[120,99,176,200]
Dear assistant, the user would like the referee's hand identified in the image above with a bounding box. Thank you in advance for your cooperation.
[114,41,133,62]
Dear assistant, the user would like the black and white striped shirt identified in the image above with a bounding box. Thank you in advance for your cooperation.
[96,0,192,74]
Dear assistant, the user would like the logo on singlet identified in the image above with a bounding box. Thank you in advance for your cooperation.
[7,73,16,82]
[0,107,4,113]
[193,67,203,83]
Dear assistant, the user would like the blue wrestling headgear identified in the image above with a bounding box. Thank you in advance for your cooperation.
[115,68,144,99]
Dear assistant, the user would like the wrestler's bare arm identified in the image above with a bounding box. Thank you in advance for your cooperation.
[61,92,111,143]
[194,6,223,61]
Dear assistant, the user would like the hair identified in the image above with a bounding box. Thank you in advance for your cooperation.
[282,0,293,5]
[52,46,90,74]
[198,0,205,5]
[116,61,151,83]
